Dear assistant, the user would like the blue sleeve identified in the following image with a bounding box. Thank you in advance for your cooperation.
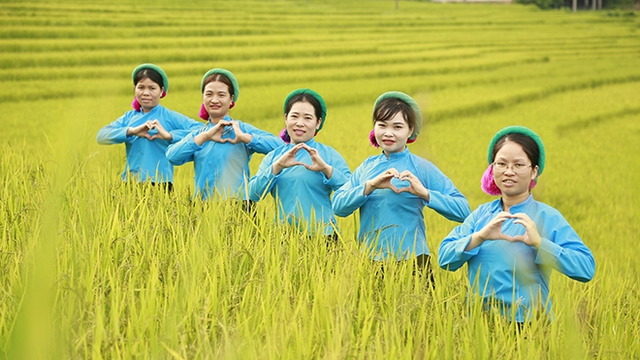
[534,212,595,282]
[166,132,200,165]
[420,163,471,223]
[96,113,134,145]
[438,210,481,271]
[168,114,204,143]
[323,149,351,191]
[332,164,368,217]
[242,123,284,154]
[248,150,279,201]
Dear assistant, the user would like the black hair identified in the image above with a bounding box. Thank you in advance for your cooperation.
[492,133,540,167]
[133,68,164,89]
[284,93,324,121]
[373,97,416,130]
[202,73,234,98]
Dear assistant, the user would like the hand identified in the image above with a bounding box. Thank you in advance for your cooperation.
[127,120,171,141]
[145,120,172,141]
[272,143,307,175]
[297,143,332,178]
[476,211,517,243]
[364,168,401,195]
[510,213,542,248]
[396,170,430,201]
[196,120,232,145]
[225,121,253,144]
[466,212,541,251]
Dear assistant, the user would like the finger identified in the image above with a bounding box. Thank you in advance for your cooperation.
[387,168,401,177]
[289,147,301,156]
[380,173,396,181]
[510,235,525,242]
[496,212,513,221]
[511,213,532,223]
[499,231,516,240]
[511,216,533,227]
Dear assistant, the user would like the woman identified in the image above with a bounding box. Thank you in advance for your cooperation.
[96,63,202,191]
[248,88,351,238]
[166,68,283,201]
[438,126,595,322]
[332,91,470,273]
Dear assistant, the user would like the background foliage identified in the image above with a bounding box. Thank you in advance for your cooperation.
[1,0,639,358]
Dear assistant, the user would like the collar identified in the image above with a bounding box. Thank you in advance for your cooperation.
[491,194,534,213]
[382,146,410,160]
[141,104,163,115]
[290,138,317,147]
[207,115,232,126]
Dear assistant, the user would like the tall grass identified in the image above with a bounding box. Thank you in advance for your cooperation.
[1,0,639,358]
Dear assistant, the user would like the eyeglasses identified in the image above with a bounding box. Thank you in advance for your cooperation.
[492,162,532,173]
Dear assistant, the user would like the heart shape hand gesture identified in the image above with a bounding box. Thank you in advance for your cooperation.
[128,120,172,141]
[365,168,402,194]
[364,168,430,201]
[474,212,541,248]
[204,120,252,144]
[272,143,332,177]
[206,120,233,143]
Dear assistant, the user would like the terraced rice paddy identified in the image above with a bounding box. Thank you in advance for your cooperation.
[1,0,639,358]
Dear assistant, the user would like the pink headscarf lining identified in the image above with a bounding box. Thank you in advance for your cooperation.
[481,164,537,196]
[131,91,166,112]
[368,129,416,148]
[198,104,209,120]
[369,129,379,148]
[280,128,291,143]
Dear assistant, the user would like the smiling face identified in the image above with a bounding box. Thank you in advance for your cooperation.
[134,77,163,113]
[203,81,233,122]
[285,100,321,144]
[493,140,539,199]
[374,111,413,155]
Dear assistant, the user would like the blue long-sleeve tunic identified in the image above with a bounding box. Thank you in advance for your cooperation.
[332,148,470,260]
[166,117,283,200]
[248,139,351,235]
[438,195,595,322]
[96,105,202,183]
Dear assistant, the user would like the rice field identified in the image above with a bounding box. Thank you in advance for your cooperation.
[1,0,639,358]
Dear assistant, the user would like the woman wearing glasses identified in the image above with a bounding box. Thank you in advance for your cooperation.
[438,126,595,323]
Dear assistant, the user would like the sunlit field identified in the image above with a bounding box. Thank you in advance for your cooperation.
[1,0,639,358]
